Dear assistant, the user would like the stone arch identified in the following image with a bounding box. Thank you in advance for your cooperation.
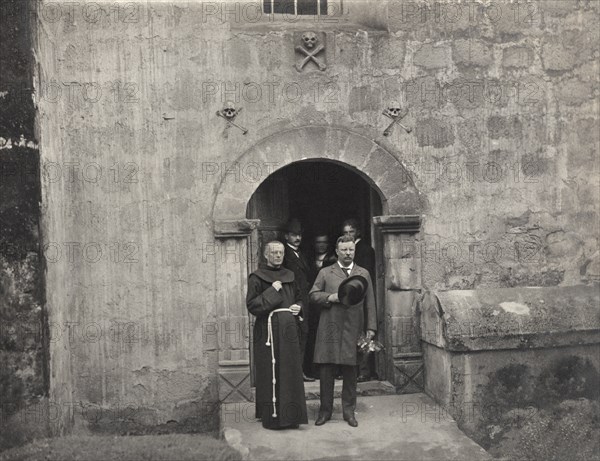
[211,125,420,222]
[212,125,424,405]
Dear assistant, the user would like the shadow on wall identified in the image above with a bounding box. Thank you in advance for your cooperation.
[0,146,47,452]
[477,357,600,460]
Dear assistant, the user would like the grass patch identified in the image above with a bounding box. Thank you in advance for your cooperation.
[488,399,600,461]
[0,398,50,452]
[0,434,242,461]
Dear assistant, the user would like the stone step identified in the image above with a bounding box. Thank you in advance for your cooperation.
[304,379,397,400]
[250,380,397,401]
[222,393,492,461]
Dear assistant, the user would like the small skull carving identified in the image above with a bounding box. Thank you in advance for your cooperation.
[222,102,237,119]
[302,32,318,49]
[386,102,402,118]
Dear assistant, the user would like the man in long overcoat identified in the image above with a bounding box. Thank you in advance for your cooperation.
[309,235,377,427]
[247,241,308,429]
[342,218,377,382]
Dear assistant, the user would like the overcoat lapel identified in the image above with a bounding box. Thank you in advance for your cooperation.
[331,263,346,280]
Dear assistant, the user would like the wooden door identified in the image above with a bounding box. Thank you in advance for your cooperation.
[246,172,289,385]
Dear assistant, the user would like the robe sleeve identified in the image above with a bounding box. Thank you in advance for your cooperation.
[309,269,332,308]
[246,274,284,318]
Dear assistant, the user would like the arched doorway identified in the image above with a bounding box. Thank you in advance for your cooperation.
[246,160,385,385]
[212,126,424,404]
[246,160,382,263]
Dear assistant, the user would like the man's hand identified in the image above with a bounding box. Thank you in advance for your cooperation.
[327,293,339,303]
[272,281,282,291]
[366,330,375,340]
[289,304,301,316]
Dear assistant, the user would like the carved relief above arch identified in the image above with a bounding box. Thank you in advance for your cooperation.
[211,125,421,224]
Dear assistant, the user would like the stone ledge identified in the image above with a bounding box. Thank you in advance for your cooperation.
[420,286,600,352]
[214,219,260,238]
[373,214,421,233]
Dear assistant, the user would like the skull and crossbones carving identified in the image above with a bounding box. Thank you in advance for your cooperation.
[385,105,403,118]
[216,102,248,135]
[382,102,412,136]
[302,32,318,49]
[295,31,326,72]
[222,102,237,119]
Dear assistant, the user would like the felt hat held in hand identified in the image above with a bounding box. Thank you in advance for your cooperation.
[337,275,368,306]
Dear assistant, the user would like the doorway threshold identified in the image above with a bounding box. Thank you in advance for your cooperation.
[250,380,397,402]
[304,380,396,400]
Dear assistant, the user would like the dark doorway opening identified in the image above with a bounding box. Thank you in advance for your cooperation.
[246,160,387,387]
[247,161,382,257]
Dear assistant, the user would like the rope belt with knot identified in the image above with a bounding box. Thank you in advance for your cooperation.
[265,308,303,418]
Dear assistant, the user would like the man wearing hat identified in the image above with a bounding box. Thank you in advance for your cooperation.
[282,218,314,382]
[309,235,377,427]
[341,218,377,382]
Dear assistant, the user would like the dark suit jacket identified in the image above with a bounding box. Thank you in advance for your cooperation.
[354,239,376,282]
[283,244,312,308]
[309,252,337,285]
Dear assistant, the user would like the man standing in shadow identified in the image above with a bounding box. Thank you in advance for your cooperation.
[305,232,337,379]
[282,218,315,382]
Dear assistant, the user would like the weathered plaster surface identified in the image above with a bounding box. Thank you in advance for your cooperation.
[31,0,599,432]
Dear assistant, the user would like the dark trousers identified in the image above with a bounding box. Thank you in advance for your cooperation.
[318,363,357,419]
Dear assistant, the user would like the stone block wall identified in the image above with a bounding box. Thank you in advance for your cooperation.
[420,286,600,456]
[25,0,600,433]
[383,0,599,290]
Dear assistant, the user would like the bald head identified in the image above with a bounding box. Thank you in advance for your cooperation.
[264,241,284,268]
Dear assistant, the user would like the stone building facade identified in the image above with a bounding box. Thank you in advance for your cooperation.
[2,0,598,441]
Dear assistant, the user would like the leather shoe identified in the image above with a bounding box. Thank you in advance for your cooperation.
[357,375,370,383]
[315,415,330,426]
[303,373,315,382]
[344,416,358,427]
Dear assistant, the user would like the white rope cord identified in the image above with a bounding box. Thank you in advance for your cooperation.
[265,308,302,418]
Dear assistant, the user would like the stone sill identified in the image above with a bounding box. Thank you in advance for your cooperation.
[420,286,600,352]
[231,20,388,33]
[428,329,600,353]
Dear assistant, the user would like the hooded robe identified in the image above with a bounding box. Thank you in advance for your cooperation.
[246,265,308,429]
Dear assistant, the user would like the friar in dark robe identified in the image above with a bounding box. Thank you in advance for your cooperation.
[246,240,308,429]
